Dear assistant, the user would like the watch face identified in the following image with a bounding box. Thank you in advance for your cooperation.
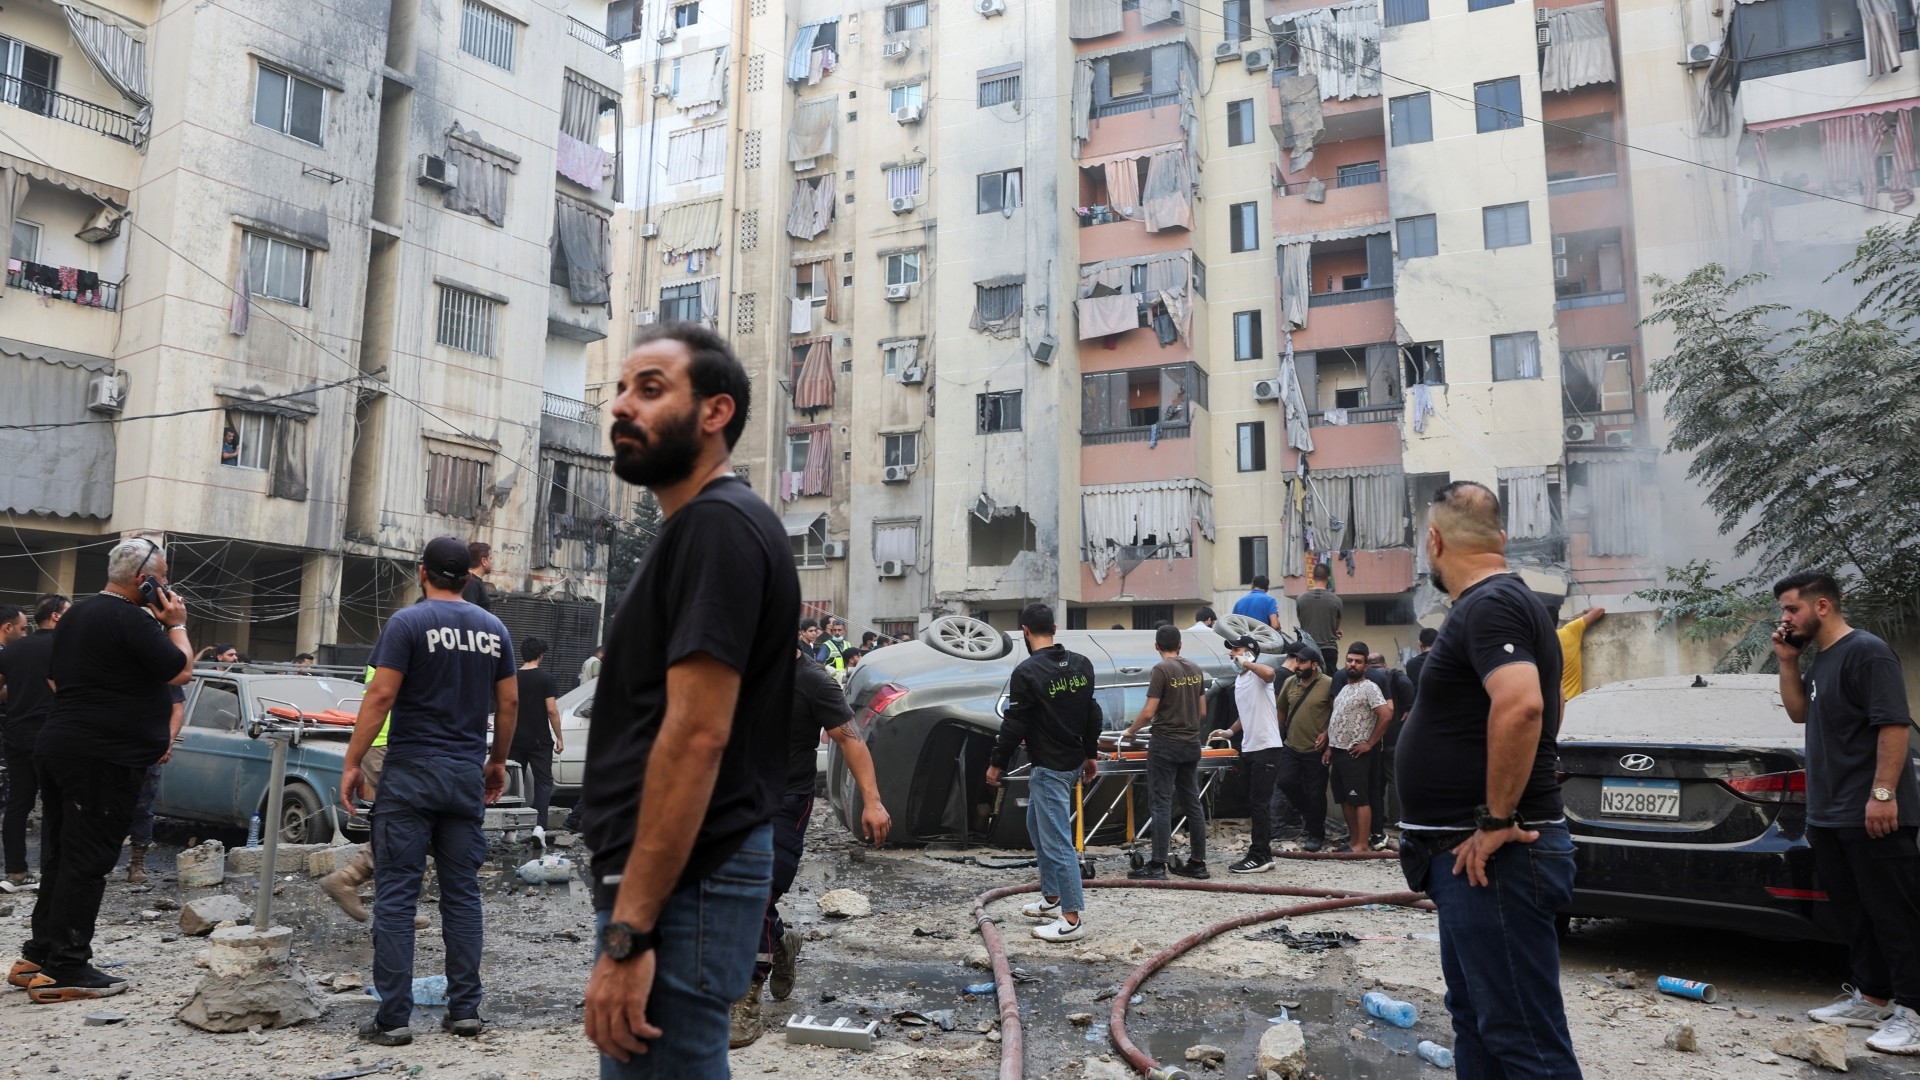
[602,922,631,959]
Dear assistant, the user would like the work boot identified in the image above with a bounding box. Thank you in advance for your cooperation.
[769,928,802,1001]
[320,848,373,922]
[729,979,765,1048]
[125,845,149,885]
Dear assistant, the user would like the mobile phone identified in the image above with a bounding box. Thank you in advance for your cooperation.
[139,574,174,609]
[1777,619,1807,649]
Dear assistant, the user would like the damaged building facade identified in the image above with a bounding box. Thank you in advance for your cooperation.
[1,0,622,658]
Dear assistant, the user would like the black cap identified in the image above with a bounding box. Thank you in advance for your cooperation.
[421,535,473,582]
[1285,639,1324,667]
[1227,634,1260,657]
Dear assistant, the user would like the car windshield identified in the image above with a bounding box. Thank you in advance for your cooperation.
[248,676,363,717]
[1561,679,1798,746]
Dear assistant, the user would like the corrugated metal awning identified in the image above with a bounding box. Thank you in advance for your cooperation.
[0,334,114,373]
[781,511,825,537]
[0,151,128,208]
[1272,220,1391,246]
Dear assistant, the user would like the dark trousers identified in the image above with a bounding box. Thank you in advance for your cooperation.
[25,754,144,976]
[1371,721,1403,835]
[756,793,812,982]
[3,744,40,874]
[371,756,487,1030]
[517,749,554,827]
[128,764,162,848]
[1276,747,1330,844]
[1243,748,1283,857]
[1148,745,1204,866]
[1810,825,1920,1011]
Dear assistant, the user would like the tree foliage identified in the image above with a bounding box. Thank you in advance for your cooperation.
[603,492,661,638]
[1636,217,1920,666]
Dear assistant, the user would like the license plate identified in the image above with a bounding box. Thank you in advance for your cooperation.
[1600,778,1682,819]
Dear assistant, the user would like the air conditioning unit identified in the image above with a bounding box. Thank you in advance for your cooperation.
[900,365,925,384]
[1213,41,1241,62]
[976,0,1005,16]
[86,373,124,415]
[1537,24,1552,45]
[1552,236,1568,255]
[883,40,909,58]
[76,206,123,243]
[1253,379,1281,402]
[890,195,916,214]
[823,541,849,559]
[656,26,676,43]
[879,559,906,578]
[638,222,660,238]
[1565,420,1598,443]
[892,104,922,124]
[1031,334,1057,364]
[1685,39,1722,67]
[1603,429,1635,447]
[637,310,659,325]
[883,465,911,483]
[417,153,458,189]
[1536,7,1550,24]
[651,83,674,97]
[1554,257,1569,278]
[886,283,912,302]
[1244,48,1271,72]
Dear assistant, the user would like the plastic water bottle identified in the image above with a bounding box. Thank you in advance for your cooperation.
[245,811,263,848]
[1416,1041,1454,1068]
[1363,991,1418,1028]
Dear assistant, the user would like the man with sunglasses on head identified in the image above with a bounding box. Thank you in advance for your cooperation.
[11,539,193,1004]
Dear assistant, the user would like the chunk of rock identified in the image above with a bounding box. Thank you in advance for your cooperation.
[1665,1022,1697,1052]
[1183,1044,1226,1066]
[1771,1025,1848,1072]
[1257,1021,1308,1080]
[1067,1013,1095,1027]
[816,889,871,918]
[305,845,367,878]
[967,946,993,970]
[179,895,253,936]
[227,843,332,876]
[175,967,324,1033]
[175,840,227,888]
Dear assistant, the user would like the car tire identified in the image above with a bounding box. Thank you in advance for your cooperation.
[921,616,1013,660]
[1217,613,1287,652]
[272,782,326,845]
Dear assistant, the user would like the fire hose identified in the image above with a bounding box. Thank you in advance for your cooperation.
[972,877,1432,1080]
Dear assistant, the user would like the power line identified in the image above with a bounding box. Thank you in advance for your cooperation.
[0,372,371,431]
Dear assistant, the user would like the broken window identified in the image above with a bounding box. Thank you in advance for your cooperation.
[1082,364,1208,437]
[1404,342,1446,386]
[969,508,1036,566]
[1239,535,1269,583]
[1081,480,1215,582]
[790,515,828,568]
[1562,346,1634,416]
[977,390,1023,433]
[1552,226,1625,303]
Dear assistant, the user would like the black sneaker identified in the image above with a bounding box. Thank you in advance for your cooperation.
[1127,862,1168,881]
[1229,854,1275,874]
[1301,838,1324,853]
[1333,843,1354,854]
[1170,860,1210,880]
[442,1016,485,1037]
[25,966,127,1004]
[359,1018,414,1046]
[1370,835,1395,852]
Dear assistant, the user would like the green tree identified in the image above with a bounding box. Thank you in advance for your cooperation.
[1636,217,1920,670]
[603,491,662,638]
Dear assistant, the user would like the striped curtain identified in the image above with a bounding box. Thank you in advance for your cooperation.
[792,340,835,410]
[1822,115,1877,192]
[798,425,833,496]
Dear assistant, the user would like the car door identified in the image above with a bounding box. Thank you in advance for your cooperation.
[555,678,594,788]
[156,678,245,822]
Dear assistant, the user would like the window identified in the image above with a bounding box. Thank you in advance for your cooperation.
[977,390,1023,433]
[975,282,1022,322]
[425,451,491,519]
[1732,0,1896,75]
[883,432,918,469]
[1223,0,1254,41]
[876,618,918,640]
[786,429,813,473]
[1229,202,1258,253]
[1492,332,1542,381]
[1191,255,1207,299]
[1482,202,1530,249]
[887,163,923,198]
[1474,77,1523,133]
[1364,597,1417,624]
[9,218,40,262]
[790,516,828,569]
[885,1,928,32]
[1238,536,1269,584]
[665,125,726,183]
[1396,215,1438,259]
[660,282,702,322]
[1226,99,1256,146]
[1384,0,1429,26]
[253,65,326,145]
[1232,310,1263,360]
[436,285,500,356]
[1405,342,1445,386]
[244,232,313,306]
[460,0,517,70]
[889,83,924,112]
[885,251,921,286]
[0,36,58,116]
[1336,161,1381,187]
[224,410,276,471]
[978,64,1021,107]
[882,339,920,375]
[977,169,1023,215]
[1132,605,1175,630]
[1389,93,1432,146]
[674,1,699,28]
[1236,422,1267,472]
[1469,0,1513,8]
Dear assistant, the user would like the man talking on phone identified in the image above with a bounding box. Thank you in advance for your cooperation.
[11,538,192,1003]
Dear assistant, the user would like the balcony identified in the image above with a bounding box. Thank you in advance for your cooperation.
[1095,89,1182,120]
[1554,289,1626,310]
[1309,401,1401,427]
[539,392,603,455]
[1547,172,1618,196]
[1,72,142,146]
[5,263,120,311]
[1308,284,1392,308]
[567,17,624,54]
[1273,166,1389,238]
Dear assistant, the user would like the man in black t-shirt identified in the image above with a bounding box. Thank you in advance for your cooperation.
[0,595,66,885]
[1773,571,1920,1053]
[579,324,800,1076]
[1121,625,1211,880]
[512,637,563,831]
[1395,482,1579,1078]
[14,540,193,1005]
[461,542,494,611]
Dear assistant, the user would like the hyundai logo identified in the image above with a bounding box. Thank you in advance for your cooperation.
[1619,754,1656,773]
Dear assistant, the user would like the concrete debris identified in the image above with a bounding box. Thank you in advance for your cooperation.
[967,946,993,970]
[83,1013,128,1026]
[483,807,539,831]
[784,1015,879,1050]
[313,1063,397,1080]
[1601,969,1641,990]
[179,895,253,936]
[1771,1025,1848,1072]
[1082,1057,1133,1080]
[516,854,574,885]
[305,845,367,878]
[1068,1012,1096,1026]
[176,966,325,1033]
[175,840,228,888]
[152,897,181,911]
[1072,949,1111,964]
[1735,1008,1757,1019]
[1752,1053,1781,1065]
[1184,1044,1226,1065]
[1664,1021,1697,1052]
[227,843,331,876]
[1257,1020,1308,1080]
[816,888,871,918]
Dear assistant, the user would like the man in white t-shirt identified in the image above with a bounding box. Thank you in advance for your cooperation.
[1322,643,1393,853]
[1209,635,1284,873]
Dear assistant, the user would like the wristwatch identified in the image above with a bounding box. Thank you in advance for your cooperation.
[597,920,661,962]
[1474,804,1522,832]
[1873,787,1897,802]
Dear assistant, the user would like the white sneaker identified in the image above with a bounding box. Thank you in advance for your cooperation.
[1811,985,1896,1028]
[1032,917,1085,942]
[1021,898,1062,921]
[1869,1005,1920,1055]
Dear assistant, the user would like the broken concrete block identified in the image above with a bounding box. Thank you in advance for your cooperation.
[1184,1044,1226,1066]
[784,1015,879,1050]
[206,926,292,978]
[817,888,871,918]
[483,807,538,831]
[1771,1025,1848,1071]
[227,843,330,876]
[306,845,366,878]
[967,946,992,970]
[1068,1012,1095,1026]
[176,965,324,1033]
[1258,1021,1308,1080]
[1665,1022,1697,1052]
[175,840,227,888]
[179,895,253,936]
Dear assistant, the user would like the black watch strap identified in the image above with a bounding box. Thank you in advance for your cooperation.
[1474,804,1521,832]
[598,920,661,961]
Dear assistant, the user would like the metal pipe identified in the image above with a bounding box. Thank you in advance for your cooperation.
[254,733,290,930]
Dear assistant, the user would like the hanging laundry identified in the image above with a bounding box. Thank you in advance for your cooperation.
[790,296,814,334]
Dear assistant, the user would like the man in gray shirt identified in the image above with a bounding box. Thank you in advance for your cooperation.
[1295,563,1342,653]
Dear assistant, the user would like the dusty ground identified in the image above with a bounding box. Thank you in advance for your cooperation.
[0,810,1900,1080]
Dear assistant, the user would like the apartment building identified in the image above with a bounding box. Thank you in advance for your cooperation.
[1,0,622,663]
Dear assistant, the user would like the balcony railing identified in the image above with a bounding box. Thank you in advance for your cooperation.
[1554,290,1626,311]
[5,264,121,311]
[542,391,601,425]
[1081,423,1193,446]
[567,17,623,54]
[1546,172,1618,196]
[1,73,143,145]
[1308,285,1393,307]
[1277,169,1387,196]
[1309,401,1402,427]
[1094,90,1183,120]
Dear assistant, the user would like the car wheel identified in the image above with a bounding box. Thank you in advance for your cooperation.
[273,782,326,845]
[922,616,1013,660]
[1217,614,1286,652]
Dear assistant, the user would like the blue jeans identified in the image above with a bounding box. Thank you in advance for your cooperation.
[597,823,773,1080]
[129,764,162,848]
[1026,766,1083,915]
[756,794,812,982]
[371,755,487,1031]
[1411,823,1582,1080]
